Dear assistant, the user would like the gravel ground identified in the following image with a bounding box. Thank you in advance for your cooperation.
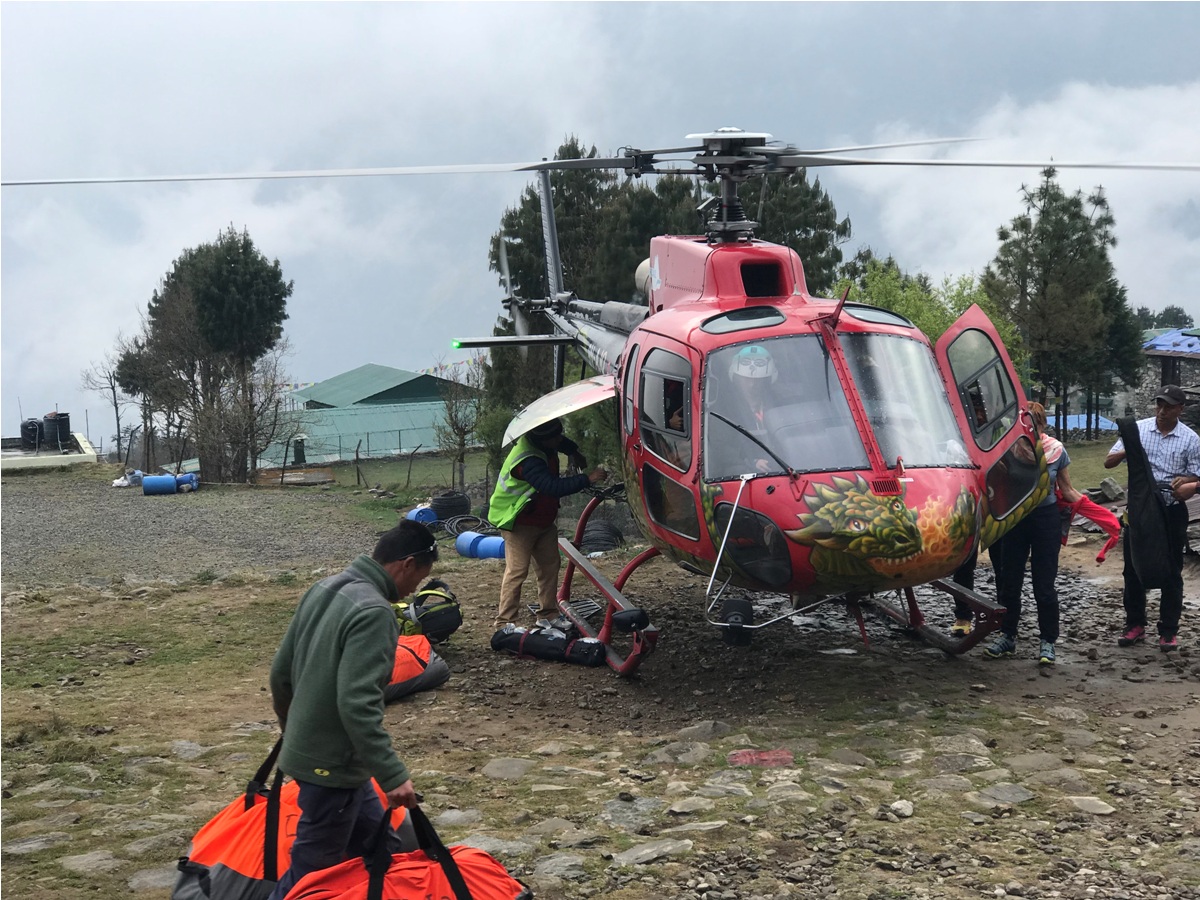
[4,467,1200,899]
[0,470,380,587]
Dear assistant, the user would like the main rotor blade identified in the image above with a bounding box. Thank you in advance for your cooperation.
[7,147,1197,188]
[0,161,552,187]
[799,137,981,155]
[454,334,572,349]
[772,154,1200,172]
[0,156,655,187]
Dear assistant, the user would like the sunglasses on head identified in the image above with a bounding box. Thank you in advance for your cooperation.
[399,541,438,561]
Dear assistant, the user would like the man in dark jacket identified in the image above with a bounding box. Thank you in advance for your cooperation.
[1105,385,1200,652]
[488,417,607,631]
[267,520,437,899]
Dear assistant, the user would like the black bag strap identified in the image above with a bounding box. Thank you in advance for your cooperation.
[366,806,472,900]
[245,737,284,809]
[262,767,285,882]
[244,738,285,882]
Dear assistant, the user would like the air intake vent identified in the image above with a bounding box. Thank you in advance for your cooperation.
[870,477,902,495]
[741,262,783,298]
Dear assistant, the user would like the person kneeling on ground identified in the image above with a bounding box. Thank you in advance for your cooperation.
[385,633,450,703]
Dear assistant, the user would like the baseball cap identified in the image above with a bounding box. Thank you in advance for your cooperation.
[1154,385,1187,406]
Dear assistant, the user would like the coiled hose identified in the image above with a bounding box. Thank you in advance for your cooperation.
[441,515,500,537]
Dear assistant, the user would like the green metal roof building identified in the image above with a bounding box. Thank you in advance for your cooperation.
[290,363,448,409]
[258,401,451,467]
[257,363,474,468]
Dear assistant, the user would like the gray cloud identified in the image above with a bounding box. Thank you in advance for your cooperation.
[4,2,1199,446]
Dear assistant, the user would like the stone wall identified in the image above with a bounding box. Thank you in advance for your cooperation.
[1118,357,1200,425]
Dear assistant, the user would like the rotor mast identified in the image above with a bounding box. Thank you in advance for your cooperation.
[686,129,775,244]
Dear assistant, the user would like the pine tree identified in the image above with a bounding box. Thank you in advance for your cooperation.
[983,169,1139,421]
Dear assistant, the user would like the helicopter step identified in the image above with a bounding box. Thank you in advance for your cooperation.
[555,537,660,677]
[862,578,1006,656]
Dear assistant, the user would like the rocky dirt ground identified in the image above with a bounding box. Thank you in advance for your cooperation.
[2,468,1199,900]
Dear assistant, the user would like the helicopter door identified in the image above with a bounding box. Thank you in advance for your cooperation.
[934,305,1047,544]
[636,345,701,541]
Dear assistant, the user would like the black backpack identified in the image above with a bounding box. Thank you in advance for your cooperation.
[393,579,463,643]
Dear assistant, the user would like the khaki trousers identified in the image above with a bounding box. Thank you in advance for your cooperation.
[495,522,561,627]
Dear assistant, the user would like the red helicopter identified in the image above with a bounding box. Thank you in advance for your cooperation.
[456,128,1191,675]
[10,128,1192,676]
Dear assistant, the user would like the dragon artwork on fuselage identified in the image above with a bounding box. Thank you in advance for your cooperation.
[627,437,1050,599]
[625,465,981,597]
[785,477,975,593]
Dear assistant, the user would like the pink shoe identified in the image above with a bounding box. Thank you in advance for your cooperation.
[1117,625,1145,647]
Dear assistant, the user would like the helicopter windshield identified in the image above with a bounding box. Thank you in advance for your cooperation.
[842,333,972,468]
[704,335,869,479]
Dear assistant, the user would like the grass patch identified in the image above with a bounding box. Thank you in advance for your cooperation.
[2,590,295,692]
[2,713,72,748]
[42,739,107,764]
[329,450,492,493]
[1060,439,1117,492]
[346,494,425,531]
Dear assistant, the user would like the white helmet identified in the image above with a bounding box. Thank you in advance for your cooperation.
[729,345,777,382]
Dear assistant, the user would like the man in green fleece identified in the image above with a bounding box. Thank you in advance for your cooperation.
[267,519,437,899]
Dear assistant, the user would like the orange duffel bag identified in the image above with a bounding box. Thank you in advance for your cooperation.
[283,806,531,900]
[173,739,409,900]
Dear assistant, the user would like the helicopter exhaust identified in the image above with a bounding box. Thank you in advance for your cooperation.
[635,258,651,299]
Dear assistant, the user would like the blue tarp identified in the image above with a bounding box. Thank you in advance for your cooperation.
[1143,328,1200,355]
[1057,414,1118,432]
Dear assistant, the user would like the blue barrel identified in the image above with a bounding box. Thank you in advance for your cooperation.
[455,531,505,559]
[175,473,199,490]
[455,531,484,556]
[475,536,506,559]
[143,475,178,496]
[405,506,437,524]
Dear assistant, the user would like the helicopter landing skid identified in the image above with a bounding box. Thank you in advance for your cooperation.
[557,539,660,676]
[862,579,1006,655]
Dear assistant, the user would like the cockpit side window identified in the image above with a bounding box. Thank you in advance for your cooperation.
[945,329,1019,451]
[622,344,640,437]
[640,348,691,471]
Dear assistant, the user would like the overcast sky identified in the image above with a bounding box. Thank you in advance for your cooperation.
[3,2,1199,450]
